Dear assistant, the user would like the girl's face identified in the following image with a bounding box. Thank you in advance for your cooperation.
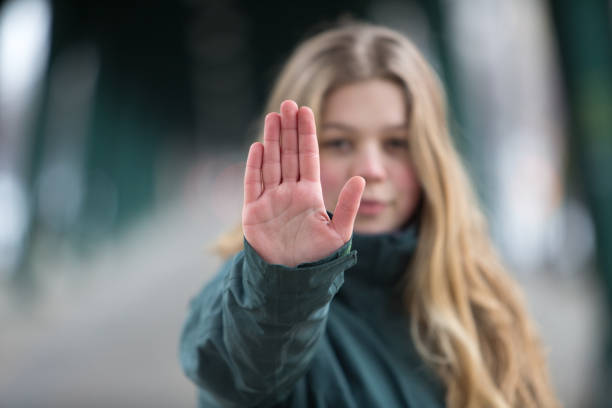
[319,79,422,234]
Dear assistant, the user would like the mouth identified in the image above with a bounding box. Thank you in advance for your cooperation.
[358,199,388,216]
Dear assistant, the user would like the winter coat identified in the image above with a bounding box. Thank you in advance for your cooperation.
[180,223,445,407]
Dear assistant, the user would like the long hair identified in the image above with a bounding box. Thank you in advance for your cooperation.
[216,22,559,408]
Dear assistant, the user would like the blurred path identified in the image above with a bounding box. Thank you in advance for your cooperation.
[0,153,244,408]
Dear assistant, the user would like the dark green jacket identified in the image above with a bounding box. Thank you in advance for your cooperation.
[180,225,445,407]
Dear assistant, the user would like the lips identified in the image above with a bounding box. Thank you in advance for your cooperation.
[358,199,388,215]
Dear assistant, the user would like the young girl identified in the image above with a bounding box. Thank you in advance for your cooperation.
[180,23,559,407]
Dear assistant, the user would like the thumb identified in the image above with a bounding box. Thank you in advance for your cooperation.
[331,176,365,242]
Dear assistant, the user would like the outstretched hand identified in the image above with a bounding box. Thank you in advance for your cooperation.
[242,100,365,267]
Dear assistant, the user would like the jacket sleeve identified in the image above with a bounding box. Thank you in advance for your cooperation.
[179,237,357,407]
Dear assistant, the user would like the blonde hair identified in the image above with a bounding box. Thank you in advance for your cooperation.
[216,22,559,408]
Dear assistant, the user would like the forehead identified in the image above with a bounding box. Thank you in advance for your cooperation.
[322,79,408,129]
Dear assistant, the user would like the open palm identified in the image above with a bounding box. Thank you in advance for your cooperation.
[242,100,365,267]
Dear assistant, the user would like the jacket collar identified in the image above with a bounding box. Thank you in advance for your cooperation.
[347,221,418,287]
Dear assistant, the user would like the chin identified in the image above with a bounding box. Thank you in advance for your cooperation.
[354,220,394,235]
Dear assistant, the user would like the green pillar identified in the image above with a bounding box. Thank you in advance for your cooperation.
[549,1,612,405]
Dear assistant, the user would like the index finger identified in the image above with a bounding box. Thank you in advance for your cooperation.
[244,142,263,204]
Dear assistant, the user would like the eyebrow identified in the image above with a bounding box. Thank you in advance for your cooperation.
[320,122,409,132]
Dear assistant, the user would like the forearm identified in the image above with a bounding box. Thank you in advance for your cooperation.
[180,238,356,407]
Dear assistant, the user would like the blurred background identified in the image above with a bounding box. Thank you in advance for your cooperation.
[1,0,611,407]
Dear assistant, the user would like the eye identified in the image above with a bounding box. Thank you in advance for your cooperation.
[384,137,409,152]
[320,138,353,153]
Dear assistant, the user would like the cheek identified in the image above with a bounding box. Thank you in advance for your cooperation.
[393,163,422,201]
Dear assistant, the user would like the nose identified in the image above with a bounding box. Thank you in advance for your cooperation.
[354,144,386,182]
